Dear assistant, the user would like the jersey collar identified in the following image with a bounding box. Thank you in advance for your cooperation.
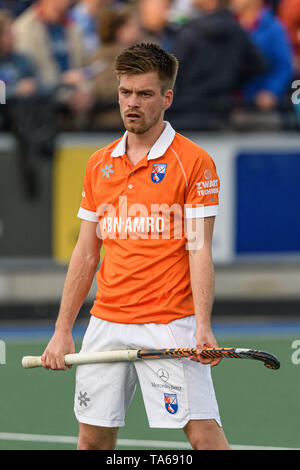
[111,121,176,160]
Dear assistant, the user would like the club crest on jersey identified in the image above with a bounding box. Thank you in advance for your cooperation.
[164,393,178,414]
[151,163,167,183]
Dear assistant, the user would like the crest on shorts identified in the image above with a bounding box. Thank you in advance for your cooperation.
[164,393,178,414]
[151,163,167,183]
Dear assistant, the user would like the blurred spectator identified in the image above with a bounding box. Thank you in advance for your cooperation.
[166,0,267,130]
[231,0,294,111]
[86,6,142,129]
[137,0,181,52]
[0,9,57,199]
[13,0,86,90]
[169,0,196,22]
[278,0,300,75]
[70,0,112,59]
[0,1,35,17]
[12,0,97,119]
[0,10,39,101]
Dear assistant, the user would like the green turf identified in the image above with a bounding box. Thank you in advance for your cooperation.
[211,336,298,448]
[0,336,298,450]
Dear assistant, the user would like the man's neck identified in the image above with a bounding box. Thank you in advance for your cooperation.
[126,120,166,166]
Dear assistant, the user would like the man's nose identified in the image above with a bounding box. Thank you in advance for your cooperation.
[128,93,141,108]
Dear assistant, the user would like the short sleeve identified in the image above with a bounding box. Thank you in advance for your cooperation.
[77,156,98,222]
[184,150,220,219]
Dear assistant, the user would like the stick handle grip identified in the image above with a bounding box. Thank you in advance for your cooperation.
[22,350,139,369]
[22,356,43,368]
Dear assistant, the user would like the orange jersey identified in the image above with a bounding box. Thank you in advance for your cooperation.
[78,122,220,324]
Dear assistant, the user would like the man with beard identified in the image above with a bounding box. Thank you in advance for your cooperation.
[41,42,230,451]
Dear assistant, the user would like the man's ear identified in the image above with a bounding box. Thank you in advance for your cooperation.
[163,89,174,111]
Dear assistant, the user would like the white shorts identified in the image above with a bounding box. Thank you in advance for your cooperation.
[74,315,222,429]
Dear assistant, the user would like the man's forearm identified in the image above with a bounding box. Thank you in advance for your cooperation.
[188,248,215,328]
[55,246,100,333]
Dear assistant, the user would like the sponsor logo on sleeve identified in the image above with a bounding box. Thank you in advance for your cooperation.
[196,169,219,197]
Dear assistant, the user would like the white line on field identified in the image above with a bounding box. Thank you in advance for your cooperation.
[0,432,298,450]
[0,432,77,444]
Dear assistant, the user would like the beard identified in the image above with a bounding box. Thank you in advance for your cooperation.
[122,107,163,135]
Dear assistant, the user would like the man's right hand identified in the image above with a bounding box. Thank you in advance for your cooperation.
[41,330,75,371]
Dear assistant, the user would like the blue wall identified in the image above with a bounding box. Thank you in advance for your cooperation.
[236,152,300,254]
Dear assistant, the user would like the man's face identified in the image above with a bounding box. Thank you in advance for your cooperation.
[42,0,72,15]
[230,0,258,13]
[139,0,171,33]
[118,72,173,135]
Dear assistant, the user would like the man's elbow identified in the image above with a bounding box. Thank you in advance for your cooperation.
[72,242,101,268]
[188,244,213,260]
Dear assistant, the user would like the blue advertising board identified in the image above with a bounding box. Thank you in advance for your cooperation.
[236,152,300,254]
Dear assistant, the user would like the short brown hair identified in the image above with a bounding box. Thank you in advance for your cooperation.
[114,42,179,92]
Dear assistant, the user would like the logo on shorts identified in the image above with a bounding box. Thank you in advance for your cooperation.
[157,368,169,382]
[164,393,178,414]
[78,391,90,407]
[151,163,167,183]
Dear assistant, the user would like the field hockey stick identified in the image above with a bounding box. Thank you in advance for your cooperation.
[22,347,280,370]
